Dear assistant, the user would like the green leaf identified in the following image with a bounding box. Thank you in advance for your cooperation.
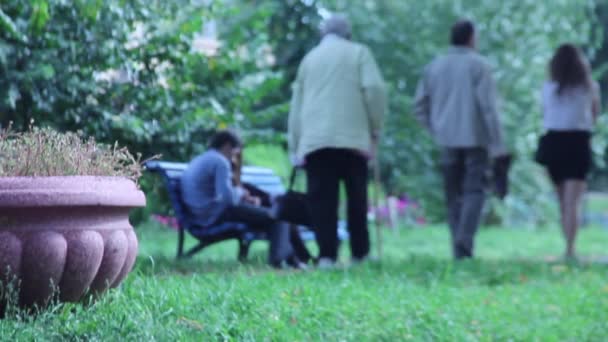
[592,62,608,80]
[0,8,28,43]
[76,0,103,20]
[30,0,50,33]
[0,41,11,66]
[7,84,21,110]
[40,64,55,80]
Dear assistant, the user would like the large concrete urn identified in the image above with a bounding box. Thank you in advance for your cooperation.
[0,176,145,310]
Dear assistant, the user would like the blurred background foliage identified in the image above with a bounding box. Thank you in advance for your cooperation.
[1,0,607,226]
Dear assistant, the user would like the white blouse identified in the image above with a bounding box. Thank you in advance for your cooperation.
[542,81,599,131]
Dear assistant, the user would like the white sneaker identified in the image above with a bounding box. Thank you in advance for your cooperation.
[317,257,336,269]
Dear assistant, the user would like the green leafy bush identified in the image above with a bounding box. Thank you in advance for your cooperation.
[0,0,285,222]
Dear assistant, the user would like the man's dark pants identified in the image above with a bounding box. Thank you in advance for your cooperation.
[305,148,370,261]
[216,204,292,264]
[441,147,489,259]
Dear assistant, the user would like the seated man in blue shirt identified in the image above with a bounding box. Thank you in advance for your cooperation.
[181,130,305,269]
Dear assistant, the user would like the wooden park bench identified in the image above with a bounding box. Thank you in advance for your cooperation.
[144,160,348,260]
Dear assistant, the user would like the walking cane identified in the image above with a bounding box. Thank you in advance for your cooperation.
[372,151,383,260]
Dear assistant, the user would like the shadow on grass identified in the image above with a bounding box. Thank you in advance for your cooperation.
[389,255,608,287]
[134,250,270,276]
[135,221,608,288]
[133,251,608,289]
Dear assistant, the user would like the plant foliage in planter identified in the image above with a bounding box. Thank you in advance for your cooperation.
[0,126,142,181]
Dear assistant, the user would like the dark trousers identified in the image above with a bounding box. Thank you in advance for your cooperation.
[241,183,312,263]
[306,148,370,260]
[441,147,489,259]
[217,204,292,264]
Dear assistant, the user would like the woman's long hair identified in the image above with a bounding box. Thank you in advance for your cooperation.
[550,44,591,95]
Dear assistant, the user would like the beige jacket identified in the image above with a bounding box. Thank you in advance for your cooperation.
[414,47,505,155]
[288,35,386,161]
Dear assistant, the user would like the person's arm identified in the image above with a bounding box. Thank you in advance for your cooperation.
[288,64,304,164]
[413,67,431,131]
[359,46,386,142]
[592,81,601,124]
[539,85,549,134]
[214,158,239,206]
[475,61,506,157]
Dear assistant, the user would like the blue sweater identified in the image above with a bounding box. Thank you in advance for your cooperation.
[180,149,237,226]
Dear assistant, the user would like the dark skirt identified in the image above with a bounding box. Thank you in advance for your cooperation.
[543,130,591,185]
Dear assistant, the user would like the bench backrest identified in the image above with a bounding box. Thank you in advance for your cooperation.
[145,160,286,228]
[240,166,285,196]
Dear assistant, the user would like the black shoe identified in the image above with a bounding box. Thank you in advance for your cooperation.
[270,256,308,270]
[454,243,473,260]
[286,255,308,270]
[270,260,285,269]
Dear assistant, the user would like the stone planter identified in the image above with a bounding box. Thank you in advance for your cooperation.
[0,176,145,310]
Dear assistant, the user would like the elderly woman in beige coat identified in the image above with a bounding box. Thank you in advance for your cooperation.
[288,15,386,267]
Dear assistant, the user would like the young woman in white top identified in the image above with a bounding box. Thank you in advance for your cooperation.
[540,43,601,259]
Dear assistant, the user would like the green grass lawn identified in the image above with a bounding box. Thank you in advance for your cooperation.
[2,222,608,341]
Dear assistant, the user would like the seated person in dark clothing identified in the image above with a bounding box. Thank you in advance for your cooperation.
[180,130,307,269]
[231,149,312,265]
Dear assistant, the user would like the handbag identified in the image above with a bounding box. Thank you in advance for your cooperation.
[492,153,513,200]
[534,133,550,165]
[275,168,312,227]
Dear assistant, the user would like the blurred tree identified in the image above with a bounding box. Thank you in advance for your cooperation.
[235,0,323,135]
[589,3,608,190]
[594,3,608,98]
[0,0,284,220]
[0,0,282,160]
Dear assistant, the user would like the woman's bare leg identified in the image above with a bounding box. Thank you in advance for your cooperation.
[554,183,566,242]
[561,180,587,258]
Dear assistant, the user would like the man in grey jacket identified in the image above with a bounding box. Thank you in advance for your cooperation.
[414,20,506,259]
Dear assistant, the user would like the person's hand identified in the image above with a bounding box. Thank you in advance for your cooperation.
[243,193,261,206]
[250,196,262,206]
[370,136,379,160]
[361,136,378,162]
[290,155,305,167]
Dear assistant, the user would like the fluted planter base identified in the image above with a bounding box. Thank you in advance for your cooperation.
[0,177,145,312]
